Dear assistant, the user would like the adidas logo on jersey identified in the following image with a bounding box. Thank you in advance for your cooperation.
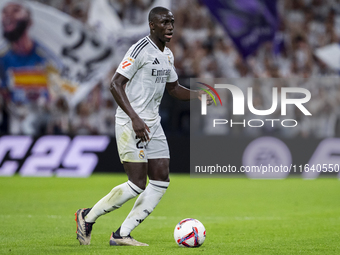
[152,58,160,64]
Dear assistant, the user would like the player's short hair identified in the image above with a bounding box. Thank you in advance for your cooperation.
[148,6,171,22]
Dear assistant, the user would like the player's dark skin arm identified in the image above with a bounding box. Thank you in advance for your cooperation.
[110,72,150,142]
[166,80,213,103]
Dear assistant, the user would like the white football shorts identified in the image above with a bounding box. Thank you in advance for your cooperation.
[115,120,170,163]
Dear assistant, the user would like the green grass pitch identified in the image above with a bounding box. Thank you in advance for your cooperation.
[1,174,339,254]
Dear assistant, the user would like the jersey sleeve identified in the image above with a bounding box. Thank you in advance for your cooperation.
[167,51,178,83]
[116,43,145,80]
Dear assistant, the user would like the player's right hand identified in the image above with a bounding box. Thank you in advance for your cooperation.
[132,116,150,142]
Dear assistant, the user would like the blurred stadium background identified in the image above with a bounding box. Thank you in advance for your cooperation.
[0,0,339,176]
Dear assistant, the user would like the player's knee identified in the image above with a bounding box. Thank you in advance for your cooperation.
[130,179,147,190]
[155,173,170,182]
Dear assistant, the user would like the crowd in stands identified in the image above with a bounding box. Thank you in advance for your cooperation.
[1,0,340,138]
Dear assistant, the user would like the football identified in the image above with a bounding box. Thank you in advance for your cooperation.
[174,218,206,247]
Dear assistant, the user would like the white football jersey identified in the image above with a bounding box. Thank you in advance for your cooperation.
[115,36,178,125]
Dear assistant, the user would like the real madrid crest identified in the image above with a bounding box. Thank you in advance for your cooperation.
[139,150,145,159]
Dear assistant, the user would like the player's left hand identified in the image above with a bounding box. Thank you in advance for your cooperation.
[198,90,214,106]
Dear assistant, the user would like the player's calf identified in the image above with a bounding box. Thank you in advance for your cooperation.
[119,180,170,237]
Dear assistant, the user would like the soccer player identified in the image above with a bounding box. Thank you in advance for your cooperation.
[75,6,212,246]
